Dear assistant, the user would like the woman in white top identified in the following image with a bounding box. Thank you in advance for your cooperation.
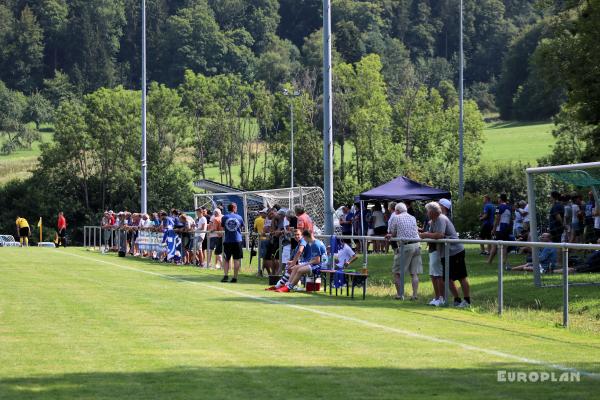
[371,202,387,253]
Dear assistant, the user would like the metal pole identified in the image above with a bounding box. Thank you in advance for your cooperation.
[458,0,464,200]
[563,248,569,327]
[290,102,294,188]
[361,200,367,267]
[140,0,148,214]
[498,244,504,315]
[322,0,334,235]
[243,194,249,250]
[399,242,405,300]
[444,245,450,306]
[527,172,541,286]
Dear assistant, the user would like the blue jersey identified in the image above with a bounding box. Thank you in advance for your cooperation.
[342,212,354,235]
[221,212,244,243]
[162,216,176,230]
[309,239,327,267]
[291,238,307,260]
[482,202,495,227]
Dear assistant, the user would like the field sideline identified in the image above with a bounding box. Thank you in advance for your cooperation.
[1,247,598,399]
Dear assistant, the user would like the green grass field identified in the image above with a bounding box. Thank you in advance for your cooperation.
[481,121,555,165]
[1,247,599,399]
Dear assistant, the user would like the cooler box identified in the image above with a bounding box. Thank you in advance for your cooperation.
[305,277,321,292]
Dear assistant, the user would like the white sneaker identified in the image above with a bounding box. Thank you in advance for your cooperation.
[434,297,445,307]
[458,300,471,308]
[428,298,438,306]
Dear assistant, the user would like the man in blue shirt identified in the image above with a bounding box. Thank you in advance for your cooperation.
[488,194,512,267]
[548,191,565,243]
[220,203,244,283]
[339,205,354,243]
[479,195,495,255]
[511,233,557,273]
[276,230,327,292]
[265,229,307,291]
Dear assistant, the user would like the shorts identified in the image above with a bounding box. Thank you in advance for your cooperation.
[193,235,204,251]
[209,237,223,255]
[495,229,510,241]
[202,236,208,250]
[392,243,423,275]
[182,233,192,251]
[18,227,30,237]
[428,251,443,277]
[223,242,243,260]
[480,224,492,240]
[265,240,279,260]
[440,250,468,281]
[259,239,270,258]
[374,226,387,235]
[571,222,583,236]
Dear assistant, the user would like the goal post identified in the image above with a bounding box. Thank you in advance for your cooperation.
[193,186,325,248]
[526,162,600,286]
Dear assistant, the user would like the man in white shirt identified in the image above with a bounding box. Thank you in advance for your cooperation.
[194,207,208,267]
[334,239,358,269]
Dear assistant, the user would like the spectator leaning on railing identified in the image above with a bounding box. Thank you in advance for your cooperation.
[420,202,471,308]
[386,202,422,301]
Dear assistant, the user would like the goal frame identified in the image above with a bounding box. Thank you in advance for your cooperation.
[526,162,600,286]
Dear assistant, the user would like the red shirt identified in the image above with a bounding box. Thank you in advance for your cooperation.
[296,213,313,233]
[58,215,67,230]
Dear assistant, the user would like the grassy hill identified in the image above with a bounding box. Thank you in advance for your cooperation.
[0,127,53,186]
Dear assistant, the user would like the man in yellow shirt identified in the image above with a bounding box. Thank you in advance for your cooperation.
[254,208,268,259]
[15,216,30,246]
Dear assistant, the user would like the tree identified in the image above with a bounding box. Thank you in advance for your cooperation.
[5,6,44,92]
[25,91,53,129]
[534,0,600,161]
[43,69,76,107]
[0,81,40,154]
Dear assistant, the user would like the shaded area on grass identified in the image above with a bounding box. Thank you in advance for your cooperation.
[0,365,596,400]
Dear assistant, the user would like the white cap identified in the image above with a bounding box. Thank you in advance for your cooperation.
[439,198,452,210]
[259,207,268,214]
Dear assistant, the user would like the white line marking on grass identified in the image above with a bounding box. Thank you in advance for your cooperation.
[64,251,600,379]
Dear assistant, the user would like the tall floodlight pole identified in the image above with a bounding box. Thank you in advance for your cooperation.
[323,0,334,235]
[283,89,301,187]
[458,0,464,200]
[140,0,148,214]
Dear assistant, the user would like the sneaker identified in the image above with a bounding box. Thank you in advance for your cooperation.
[428,298,438,306]
[220,276,229,282]
[276,286,290,293]
[265,286,278,291]
[230,278,237,283]
[458,300,471,308]
[434,297,445,307]
[480,251,490,256]
[453,300,462,307]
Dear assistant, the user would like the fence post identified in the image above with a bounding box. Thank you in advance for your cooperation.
[257,233,262,276]
[444,243,450,306]
[498,244,504,316]
[398,241,405,300]
[563,248,569,327]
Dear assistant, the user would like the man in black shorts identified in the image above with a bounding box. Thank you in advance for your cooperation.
[421,202,471,308]
[221,203,244,283]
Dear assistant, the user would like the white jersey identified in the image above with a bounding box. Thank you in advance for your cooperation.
[335,244,356,268]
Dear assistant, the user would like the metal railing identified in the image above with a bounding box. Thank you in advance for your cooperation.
[82,226,600,327]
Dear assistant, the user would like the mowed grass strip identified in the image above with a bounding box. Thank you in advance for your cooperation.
[481,121,556,164]
[0,248,599,399]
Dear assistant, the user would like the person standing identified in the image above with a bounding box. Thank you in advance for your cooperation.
[479,195,495,255]
[221,203,244,283]
[339,205,354,244]
[420,202,471,308]
[548,191,565,243]
[15,216,30,247]
[488,194,511,267]
[57,211,67,247]
[386,202,422,300]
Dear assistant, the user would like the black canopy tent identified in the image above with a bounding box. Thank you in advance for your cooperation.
[356,176,451,267]
[359,176,451,202]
